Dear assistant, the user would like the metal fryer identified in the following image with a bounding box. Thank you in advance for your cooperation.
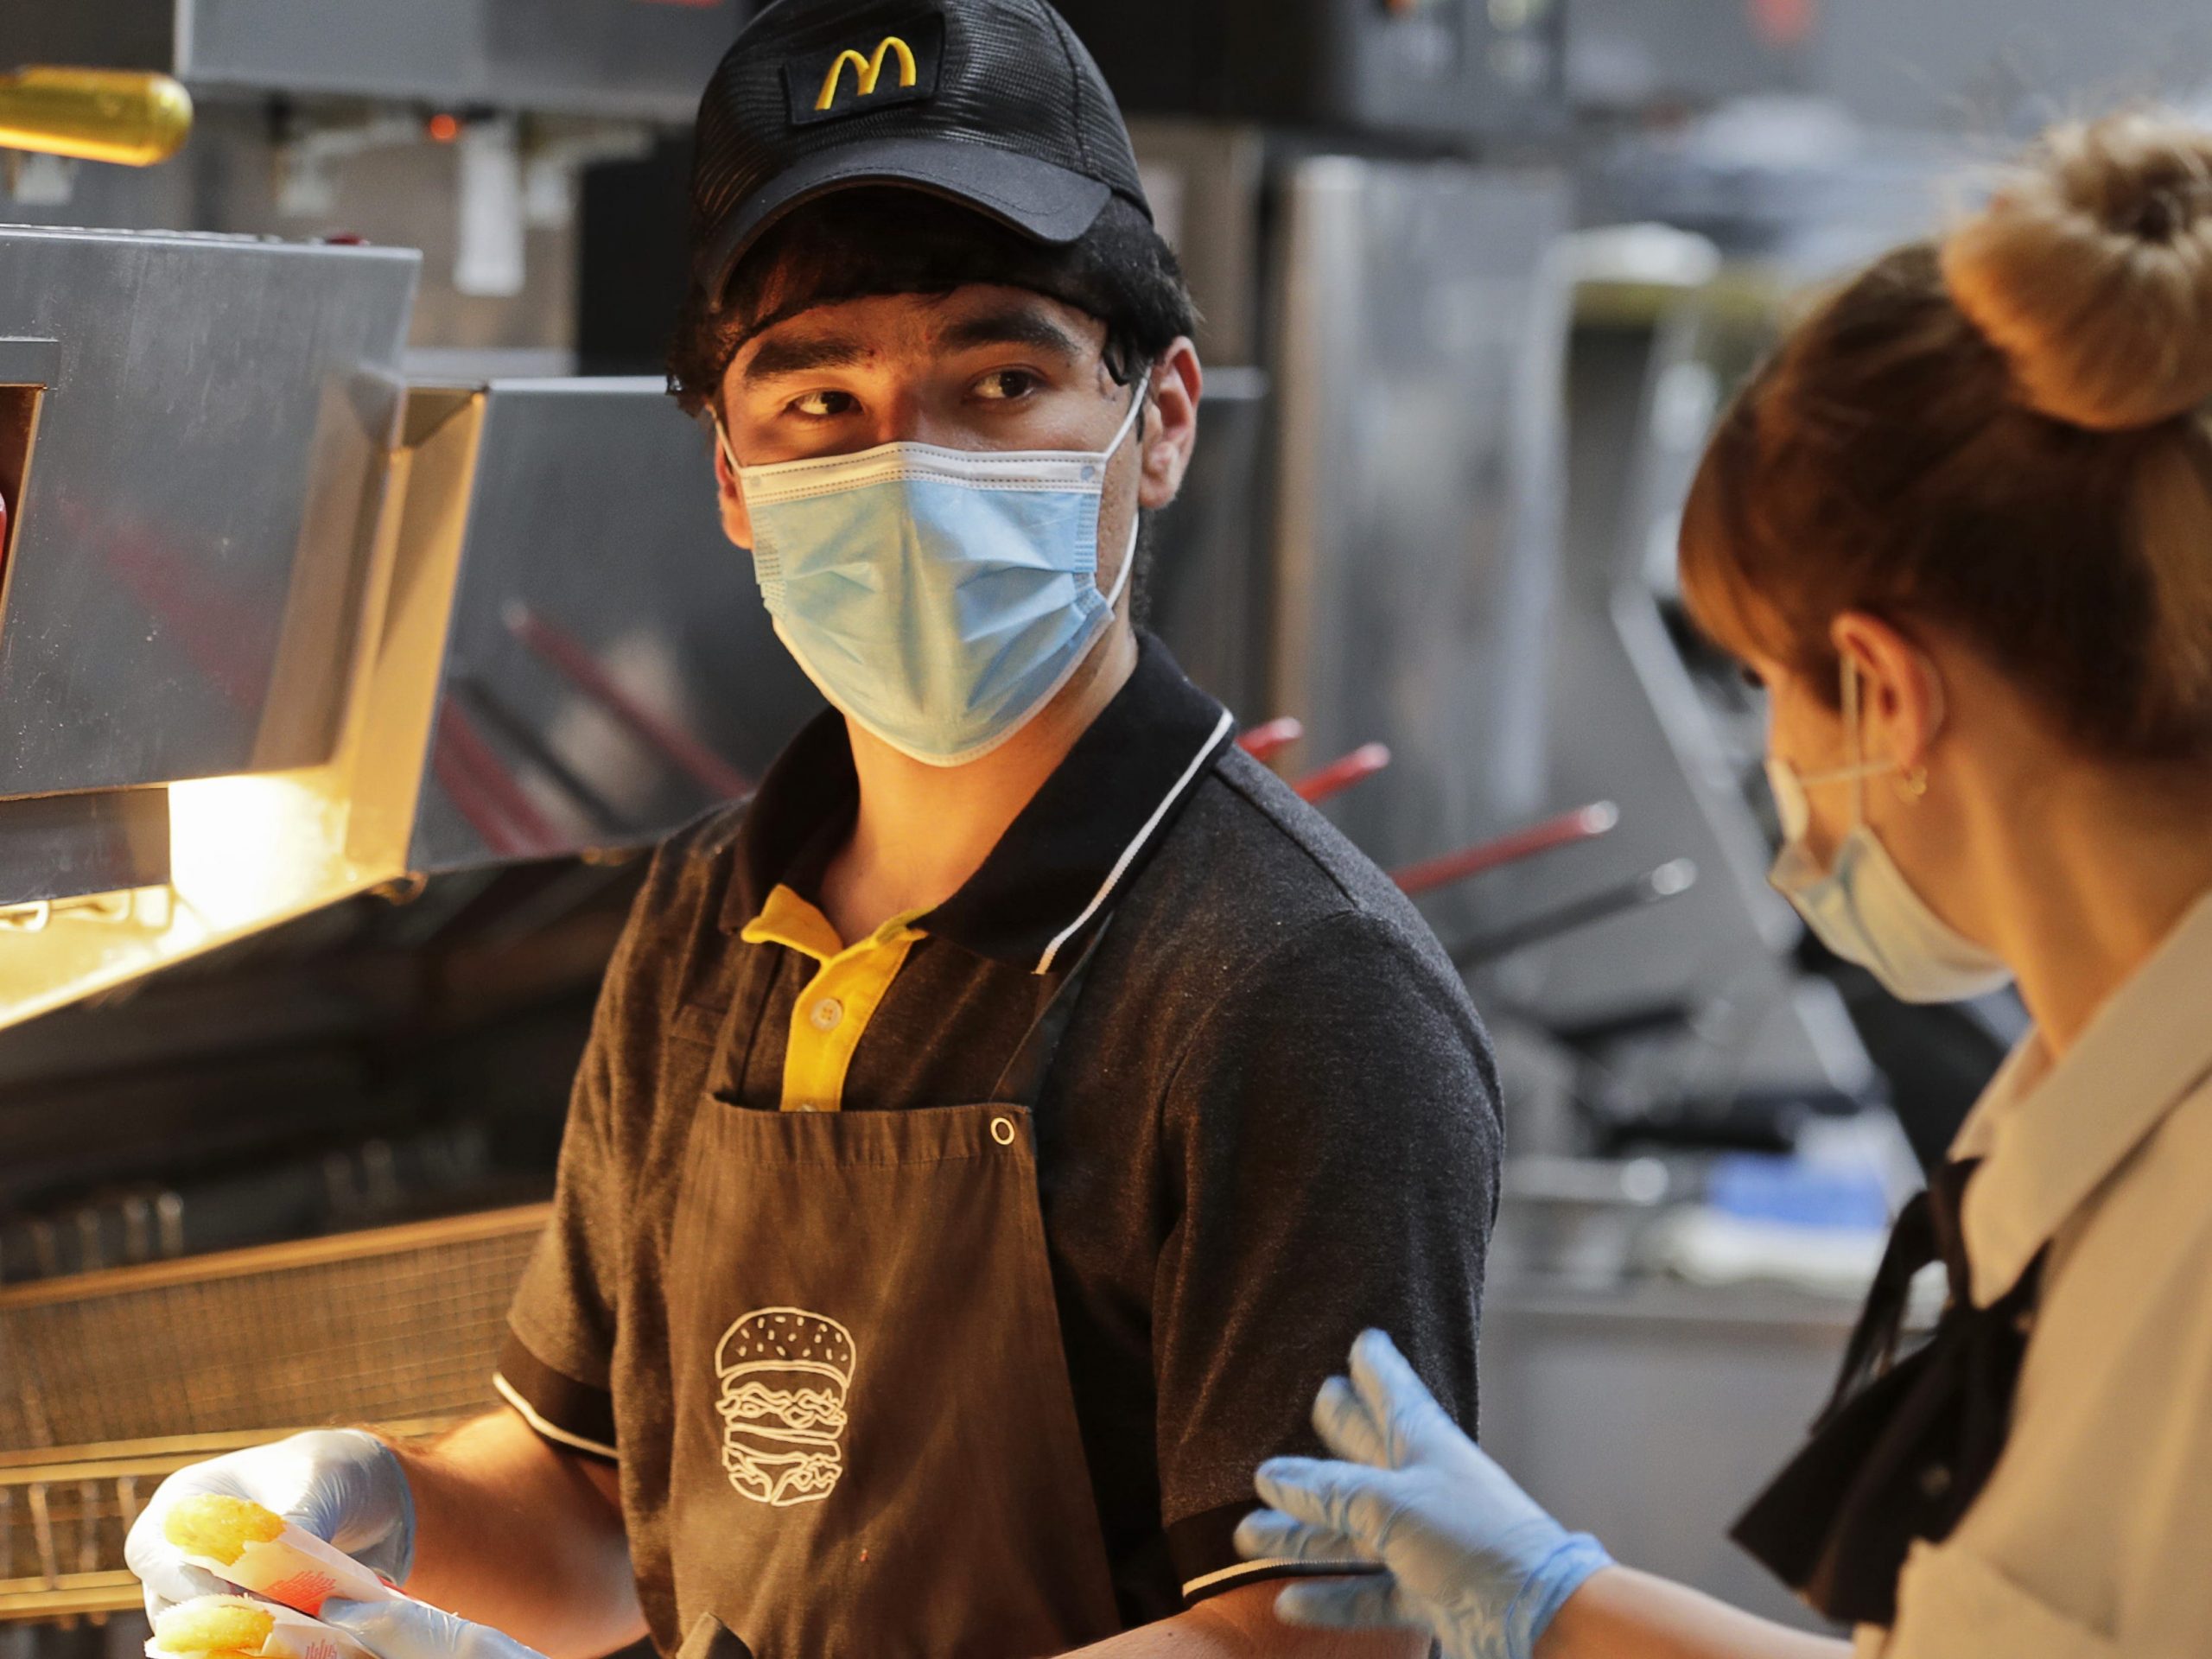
[0,1205,547,1622]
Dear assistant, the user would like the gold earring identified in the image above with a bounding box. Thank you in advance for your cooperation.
[1895,766,1929,804]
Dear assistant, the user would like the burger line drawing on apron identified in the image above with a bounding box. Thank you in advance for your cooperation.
[714,1307,857,1508]
[666,921,1126,1656]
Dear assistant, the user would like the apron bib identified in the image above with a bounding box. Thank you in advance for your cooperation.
[663,937,1122,1659]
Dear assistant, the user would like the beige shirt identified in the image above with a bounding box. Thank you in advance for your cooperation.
[1858,890,2212,1657]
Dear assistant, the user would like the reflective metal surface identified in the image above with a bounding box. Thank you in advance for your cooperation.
[1269,159,1572,939]
[1507,264,1874,1110]
[0,791,168,908]
[1058,0,1563,143]
[0,226,417,798]
[408,378,821,874]
[2,0,748,122]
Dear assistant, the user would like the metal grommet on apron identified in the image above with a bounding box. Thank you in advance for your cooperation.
[663,925,1124,1657]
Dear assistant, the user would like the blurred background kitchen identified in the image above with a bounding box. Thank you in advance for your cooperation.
[1,0,2208,1651]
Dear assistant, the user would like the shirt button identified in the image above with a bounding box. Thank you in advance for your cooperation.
[810,997,844,1033]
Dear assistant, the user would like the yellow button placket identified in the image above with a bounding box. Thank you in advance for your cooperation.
[741,885,925,1115]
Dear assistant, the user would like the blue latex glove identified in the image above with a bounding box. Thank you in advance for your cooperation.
[1236,1331,1612,1659]
[322,1598,544,1659]
[124,1429,415,1619]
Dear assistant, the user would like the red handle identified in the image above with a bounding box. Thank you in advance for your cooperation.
[1238,716,1305,765]
[505,603,753,800]
[1392,802,1621,897]
[1294,742,1392,804]
[433,703,561,858]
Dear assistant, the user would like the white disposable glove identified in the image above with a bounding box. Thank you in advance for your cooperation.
[1236,1331,1612,1659]
[321,1598,545,1659]
[125,1429,415,1619]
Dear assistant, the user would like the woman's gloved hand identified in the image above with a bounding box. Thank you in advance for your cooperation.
[1236,1331,1612,1659]
[322,1598,544,1659]
[124,1429,415,1618]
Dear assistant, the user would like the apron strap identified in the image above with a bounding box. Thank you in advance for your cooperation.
[988,917,1116,1109]
[675,1615,757,1659]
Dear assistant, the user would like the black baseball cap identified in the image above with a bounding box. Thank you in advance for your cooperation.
[688,0,1154,309]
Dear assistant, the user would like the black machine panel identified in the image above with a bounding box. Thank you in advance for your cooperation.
[1053,0,1564,144]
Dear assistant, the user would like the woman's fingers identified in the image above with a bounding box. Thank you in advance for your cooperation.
[1255,1457,1405,1544]
[1235,1508,1374,1566]
[1313,1374,1391,1467]
[1348,1329,1458,1464]
[1273,1573,1422,1630]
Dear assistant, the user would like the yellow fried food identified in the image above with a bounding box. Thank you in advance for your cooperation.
[162,1496,286,1565]
[153,1597,274,1659]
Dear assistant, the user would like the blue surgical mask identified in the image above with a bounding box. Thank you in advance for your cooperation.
[721,385,1146,766]
[1765,659,2012,1004]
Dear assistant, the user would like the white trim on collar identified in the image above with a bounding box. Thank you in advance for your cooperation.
[1033,709,1234,976]
[1961,887,2212,1307]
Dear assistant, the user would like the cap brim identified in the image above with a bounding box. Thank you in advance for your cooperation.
[696,136,1115,307]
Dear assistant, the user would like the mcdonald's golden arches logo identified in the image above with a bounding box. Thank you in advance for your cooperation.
[817,36,918,109]
[784,15,944,125]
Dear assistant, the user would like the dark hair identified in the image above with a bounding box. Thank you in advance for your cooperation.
[1681,112,2212,760]
[667,188,1198,419]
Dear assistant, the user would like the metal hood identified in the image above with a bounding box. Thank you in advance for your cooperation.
[0,227,818,1029]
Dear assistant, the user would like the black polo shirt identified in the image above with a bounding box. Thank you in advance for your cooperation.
[497,633,1503,1640]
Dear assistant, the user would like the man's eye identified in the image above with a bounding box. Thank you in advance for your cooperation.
[790,390,858,419]
[974,370,1040,402]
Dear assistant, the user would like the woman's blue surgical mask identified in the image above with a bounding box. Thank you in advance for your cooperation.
[721,384,1147,766]
[1766,658,2012,1004]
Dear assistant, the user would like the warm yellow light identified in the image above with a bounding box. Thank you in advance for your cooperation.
[167,771,356,931]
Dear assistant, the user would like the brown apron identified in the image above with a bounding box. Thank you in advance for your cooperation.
[662,936,1123,1659]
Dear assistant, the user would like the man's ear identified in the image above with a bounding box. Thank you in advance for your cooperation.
[1137,337,1203,512]
[713,416,755,550]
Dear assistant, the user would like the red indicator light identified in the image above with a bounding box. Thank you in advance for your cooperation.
[426,112,461,143]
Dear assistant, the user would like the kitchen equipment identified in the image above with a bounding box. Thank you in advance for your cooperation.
[0,1207,547,1621]
[1055,0,1562,143]
[1293,742,1391,804]
[1455,858,1698,969]
[0,371,820,1030]
[0,67,191,165]
[0,226,416,800]
[0,1,748,124]
[1235,718,1303,766]
[1393,801,1618,898]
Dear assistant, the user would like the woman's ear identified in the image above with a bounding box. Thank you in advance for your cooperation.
[1137,338,1203,512]
[1832,611,1944,771]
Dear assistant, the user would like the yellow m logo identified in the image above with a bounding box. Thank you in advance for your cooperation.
[815,36,919,111]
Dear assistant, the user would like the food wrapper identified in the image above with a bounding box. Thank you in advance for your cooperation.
[147,1596,378,1659]
[162,1497,398,1616]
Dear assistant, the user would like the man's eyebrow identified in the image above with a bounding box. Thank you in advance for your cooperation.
[742,333,874,382]
[938,307,1086,361]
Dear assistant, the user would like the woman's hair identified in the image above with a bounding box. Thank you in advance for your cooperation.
[1681,111,2212,760]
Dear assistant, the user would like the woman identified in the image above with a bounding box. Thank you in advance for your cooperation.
[1239,111,2212,1658]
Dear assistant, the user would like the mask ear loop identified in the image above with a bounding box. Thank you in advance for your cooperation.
[1098,380,1149,612]
[1843,656,1866,829]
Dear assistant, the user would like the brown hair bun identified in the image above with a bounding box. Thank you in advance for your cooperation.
[1942,111,2212,430]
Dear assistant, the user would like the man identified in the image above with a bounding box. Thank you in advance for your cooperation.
[126,1,1502,1654]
